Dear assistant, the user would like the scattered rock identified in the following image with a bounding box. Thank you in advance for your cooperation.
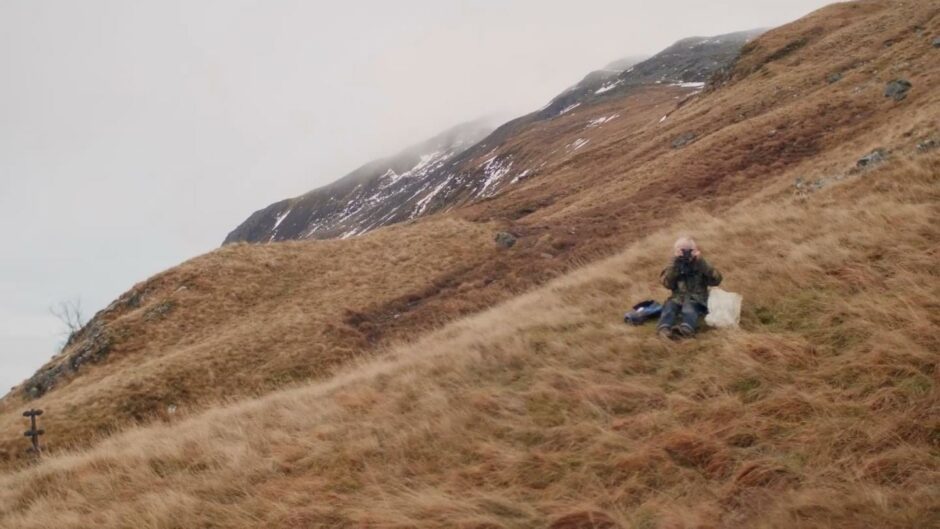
[144,300,175,322]
[794,176,825,193]
[857,148,888,168]
[884,79,912,101]
[933,37,940,48]
[916,138,938,152]
[104,288,144,314]
[126,292,142,309]
[826,72,843,84]
[671,131,697,149]
[494,232,517,249]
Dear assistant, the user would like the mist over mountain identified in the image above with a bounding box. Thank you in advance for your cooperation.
[224,30,761,245]
[222,119,496,243]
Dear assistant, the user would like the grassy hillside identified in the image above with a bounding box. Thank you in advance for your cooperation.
[0,0,937,522]
[2,0,937,467]
[0,142,936,528]
[347,0,940,359]
[0,218,499,465]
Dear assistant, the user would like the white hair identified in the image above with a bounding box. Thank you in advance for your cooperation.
[673,236,698,252]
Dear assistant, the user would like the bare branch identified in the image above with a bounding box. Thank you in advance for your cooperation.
[50,298,86,346]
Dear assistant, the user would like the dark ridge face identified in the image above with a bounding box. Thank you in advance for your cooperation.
[224,30,760,245]
[621,29,766,85]
[534,30,764,119]
[222,119,495,244]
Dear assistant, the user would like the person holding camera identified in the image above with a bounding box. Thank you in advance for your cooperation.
[657,236,722,340]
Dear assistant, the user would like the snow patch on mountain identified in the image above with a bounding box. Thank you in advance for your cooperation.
[595,79,622,94]
[568,138,590,151]
[414,181,449,216]
[510,169,532,184]
[273,209,291,230]
[559,103,581,115]
[587,115,620,128]
[478,156,514,197]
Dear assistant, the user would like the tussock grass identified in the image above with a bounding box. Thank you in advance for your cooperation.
[0,150,936,528]
[3,0,938,464]
[0,1,937,525]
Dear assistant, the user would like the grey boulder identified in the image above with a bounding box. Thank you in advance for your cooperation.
[495,232,517,249]
[884,79,912,101]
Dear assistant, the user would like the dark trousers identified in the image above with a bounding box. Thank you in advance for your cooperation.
[657,300,705,332]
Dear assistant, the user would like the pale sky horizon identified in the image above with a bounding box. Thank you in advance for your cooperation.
[0,0,832,391]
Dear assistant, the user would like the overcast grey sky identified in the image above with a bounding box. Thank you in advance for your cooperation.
[0,0,831,391]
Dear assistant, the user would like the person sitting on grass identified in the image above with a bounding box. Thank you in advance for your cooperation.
[657,236,722,340]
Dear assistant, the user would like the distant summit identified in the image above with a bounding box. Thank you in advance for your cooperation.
[223,119,495,243]
[224,30,762,245]
[602,55,649,72]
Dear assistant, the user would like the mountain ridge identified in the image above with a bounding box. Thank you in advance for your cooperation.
[222,119,496,243]
[224,30,762,245]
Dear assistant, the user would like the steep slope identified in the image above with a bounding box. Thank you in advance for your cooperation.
[1,137,936,529]
[223,120,495,243]
[333,0,939,352]
[225,32,758,244]
[0,218,498,464]
[2,0,938,478]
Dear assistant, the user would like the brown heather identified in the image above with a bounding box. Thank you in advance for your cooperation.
[0,217,498,462]
[0,149,936,528]
[0,1,938,527]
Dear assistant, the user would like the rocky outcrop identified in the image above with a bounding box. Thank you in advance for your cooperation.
[857,148,887,168]
[672,131,698,149]
[916,138,938,152]
[23,322,113,399]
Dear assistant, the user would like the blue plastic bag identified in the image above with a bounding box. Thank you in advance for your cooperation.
[624,300,663,325]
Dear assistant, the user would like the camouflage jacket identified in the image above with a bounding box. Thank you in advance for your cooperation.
[661,257,723,306]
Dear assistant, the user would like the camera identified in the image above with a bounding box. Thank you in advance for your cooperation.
[676,249,694,276]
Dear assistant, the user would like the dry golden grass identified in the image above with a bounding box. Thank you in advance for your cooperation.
[0,146,936,528]
[0,218,497,466]
[0,2,937,524]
